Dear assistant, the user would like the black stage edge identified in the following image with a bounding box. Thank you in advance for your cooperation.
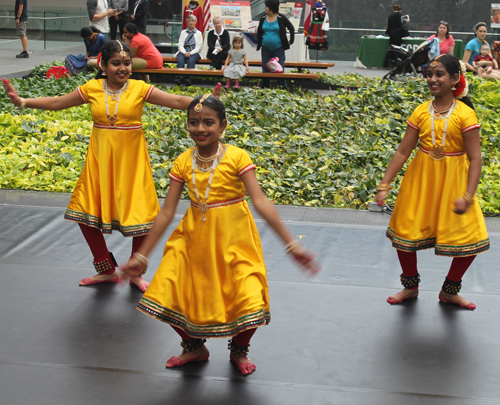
[1,190,500,405]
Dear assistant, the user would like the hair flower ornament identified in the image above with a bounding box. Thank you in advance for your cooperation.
[453,60,468,99]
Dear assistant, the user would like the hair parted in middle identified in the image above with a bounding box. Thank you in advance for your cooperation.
[188,95,227,122]
[232,34,244,48]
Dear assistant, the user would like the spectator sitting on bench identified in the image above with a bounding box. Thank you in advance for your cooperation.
[122,23,163,69]
[174,15,203,86]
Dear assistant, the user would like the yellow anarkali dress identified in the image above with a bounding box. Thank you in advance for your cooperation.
[138,145,271,338]
[64,79,160,236]
[387,100,490,256]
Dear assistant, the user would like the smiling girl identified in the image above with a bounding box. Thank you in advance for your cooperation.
[375,54,489,310]
[121,94,319,375]
[2,41,221,291]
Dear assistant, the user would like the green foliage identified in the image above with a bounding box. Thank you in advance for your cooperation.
[0,69,499,212]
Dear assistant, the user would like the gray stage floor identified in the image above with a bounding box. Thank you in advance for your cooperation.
[1,189,500,405]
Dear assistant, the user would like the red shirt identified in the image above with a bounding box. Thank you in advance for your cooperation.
[129,32,163,69]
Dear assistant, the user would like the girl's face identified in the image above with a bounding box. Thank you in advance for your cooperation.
[426,61,458,97]
[188,106,227,150]
[104,52,132,86]
[438,24,447,36]
[233,39,242,49]
[476,26,487,40]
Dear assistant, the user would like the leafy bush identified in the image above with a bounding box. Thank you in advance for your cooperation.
[0,70,498,212]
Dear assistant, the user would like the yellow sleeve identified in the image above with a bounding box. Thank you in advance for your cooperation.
[460,103,480,134]
[235,147,256,176]
[169,150,190,184]
[406,103,427,131]
[76,81,90,104]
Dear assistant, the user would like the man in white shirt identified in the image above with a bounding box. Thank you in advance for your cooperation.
[87,0,116,36]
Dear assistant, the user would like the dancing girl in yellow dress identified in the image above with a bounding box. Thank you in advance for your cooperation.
[2,40,221,291]
[121,95,320,375]
[375,54,489,310]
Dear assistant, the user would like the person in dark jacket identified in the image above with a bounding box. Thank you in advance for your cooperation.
[130,0,148,34]
[383,4,404,67]
[206,16,231,69]
[256,0,295,87]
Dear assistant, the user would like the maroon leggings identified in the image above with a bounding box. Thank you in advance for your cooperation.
[397,250,476,286]
[172,326,257,346]
[79,224,146,274]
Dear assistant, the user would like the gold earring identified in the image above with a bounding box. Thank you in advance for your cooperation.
[220,130,225,139]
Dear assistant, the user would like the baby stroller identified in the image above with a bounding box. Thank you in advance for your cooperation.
[382,41,431,82]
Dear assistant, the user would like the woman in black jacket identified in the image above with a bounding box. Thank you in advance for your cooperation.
[207,16,231,69]
[256,0,295,87]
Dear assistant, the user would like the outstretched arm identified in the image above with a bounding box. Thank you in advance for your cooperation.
[121,179,184,277]
[241,169,320,275]
[2,79,85,110]
[147,84,221,109]
[374,125,419,204]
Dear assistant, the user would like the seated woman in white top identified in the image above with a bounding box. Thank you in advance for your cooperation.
[174,15,203,86]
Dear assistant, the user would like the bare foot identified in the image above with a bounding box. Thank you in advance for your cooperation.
[387,288,418,304]
[79,271,119,286]
[129,276,149,292]
[166,345,210,367]
[439,290,476,310]
[230,354,256,375]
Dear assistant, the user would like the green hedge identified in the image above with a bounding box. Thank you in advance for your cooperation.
[0,69,498,212]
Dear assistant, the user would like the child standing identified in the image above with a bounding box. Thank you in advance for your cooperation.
[223,35,249,89]
[375,54,489,310]
[473,43,500,80]
[121,95,319,375]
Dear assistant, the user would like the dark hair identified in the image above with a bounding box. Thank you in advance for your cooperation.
[187,95,227,122]
[430,54,474,110]
[436,21,450,39]
[394,4,402,11]
[474,22,487,40]
[95,40,132,79]
[265,0,280,14]
[232,35,244,49]
[124,23,138,36]
[80,26,99,39]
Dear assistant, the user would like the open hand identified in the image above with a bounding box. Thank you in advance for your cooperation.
[212,82,222,98]
[2,78,22,106]
[289,244,321,277]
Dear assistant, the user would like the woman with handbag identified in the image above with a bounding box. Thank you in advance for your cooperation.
[256,0,295,88]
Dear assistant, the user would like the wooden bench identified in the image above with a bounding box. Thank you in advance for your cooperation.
[133,67,319,82]
[162,56,334,73]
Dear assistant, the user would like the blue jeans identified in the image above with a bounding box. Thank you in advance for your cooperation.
[176,52,201,82]
[261,46,286,88]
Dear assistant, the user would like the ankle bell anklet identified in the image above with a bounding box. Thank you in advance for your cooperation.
[228,339,250,358]
[442,277,462,295]
[180,338,206,354]
[400,272,420,289]
[93,252,118,274]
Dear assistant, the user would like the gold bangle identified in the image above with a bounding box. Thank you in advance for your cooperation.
[284,240,300,254]
[16,98,26,110]
[462,192,474,206]
[133,252,148,266]
[376,183,392,192]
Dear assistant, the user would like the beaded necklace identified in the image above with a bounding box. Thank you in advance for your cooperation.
[429,99,457,160]
[191,143,224,220]
[103,80,129,127]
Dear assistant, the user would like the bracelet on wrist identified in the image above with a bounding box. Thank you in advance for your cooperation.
[284,240,300,254]
[462,192,474,206]
[376,183,392,192]
[16,98,26,110]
